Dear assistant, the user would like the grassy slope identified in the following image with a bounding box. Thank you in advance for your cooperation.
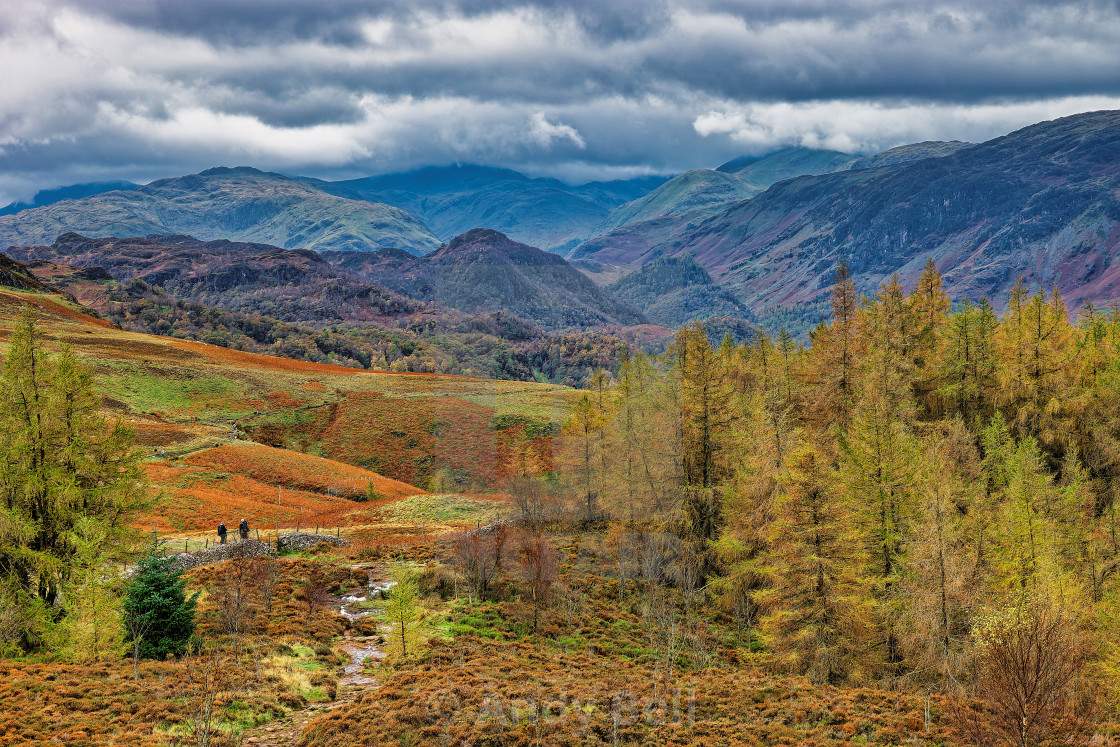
[0,289,572,538]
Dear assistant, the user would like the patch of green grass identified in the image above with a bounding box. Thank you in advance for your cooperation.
[377,493,504,524]
[492,414,560,439]
[446,622,504,640]
[96,361,250,420]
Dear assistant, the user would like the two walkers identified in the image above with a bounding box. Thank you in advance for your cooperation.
[217,518,250,544]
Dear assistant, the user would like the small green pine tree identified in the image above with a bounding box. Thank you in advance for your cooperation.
[122,539,199,660]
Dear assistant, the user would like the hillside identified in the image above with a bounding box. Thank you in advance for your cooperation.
[5,233,423,326]
[715,146,858,191]
[0,167,441,255]
[326,228,646,329]
[0,285,574,491]
[597,169,757,233]
[5,238,642,383]
[847,140,973,169]
[605,255,754,328]
[574,110,1120,324]
[593,142,965,238]
[0,253,53,292]
[0,180,139,217]
[318,164,665,252]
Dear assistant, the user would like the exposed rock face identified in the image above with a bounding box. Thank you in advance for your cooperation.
[167,539,273,572]
[277,532,351,552]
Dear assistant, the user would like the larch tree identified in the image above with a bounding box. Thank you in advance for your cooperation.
[900,424,978,688]
[670,323,737,584]
[757,441,870,684]
[0,308,146,649]
[842,277,921,674]
[909,259,951,416]
[807,260,861,430]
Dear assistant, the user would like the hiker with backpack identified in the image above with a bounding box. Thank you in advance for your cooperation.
[217,522,228,544]
[239,518,249,541]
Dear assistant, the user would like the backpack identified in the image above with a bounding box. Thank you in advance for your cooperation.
[218,523,227,533]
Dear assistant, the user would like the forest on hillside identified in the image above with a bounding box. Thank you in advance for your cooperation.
[545,260,1120,738]
[100,278,628,385]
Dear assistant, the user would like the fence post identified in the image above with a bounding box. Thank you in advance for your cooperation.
[315,523,319,535]
[256,529,260,542]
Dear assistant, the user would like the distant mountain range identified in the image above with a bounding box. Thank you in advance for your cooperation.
[573,110,1120,321]
[316,164,666,253]
[0,168,441,255]
[0,181,139,217]
[3,110,1119,333]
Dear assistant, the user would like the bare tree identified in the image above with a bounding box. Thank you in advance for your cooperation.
[209,547,265,656]
[297,560,333,616]
[123,613,152,682]
[508,475,559,530]
[453,531,498,602]
[514,530,558,632]
[182,645,233,747]
[953,595,1097,747]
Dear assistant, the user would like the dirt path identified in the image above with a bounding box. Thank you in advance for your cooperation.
[241,565,389,747]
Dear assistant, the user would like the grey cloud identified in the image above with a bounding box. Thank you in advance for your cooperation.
[1,0,1119,203]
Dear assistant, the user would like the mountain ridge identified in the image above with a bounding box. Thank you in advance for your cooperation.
[573,109,1120,324]
[0,167,442,255]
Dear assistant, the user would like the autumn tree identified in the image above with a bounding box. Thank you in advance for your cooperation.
[900,422,979,687]
[670,323,737,582]
[515,530,558,632]
[955,593,1097,747]
[560,392,608,523]
[996,282,1077,453]
[909,259,951,414]
[757,442,870,684]
[453,530,498,601]
[843,276,922,674]
[807,260,861,430]
[0,308,146,649]
[937,299,998,421]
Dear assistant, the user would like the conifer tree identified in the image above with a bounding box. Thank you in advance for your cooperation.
[997,284,1076,451]
[122,539,199,660]
[757,442,869,684]
[808,260,861,429]
[386,571,423,659]
[901,424,977,687]
[669,323,737,582]
[0,308,146,648]
[909,259,950,414]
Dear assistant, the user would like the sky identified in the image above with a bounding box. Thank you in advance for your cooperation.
[1,0,1119,203]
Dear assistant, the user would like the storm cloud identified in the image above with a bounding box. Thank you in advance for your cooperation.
[2,0,1119,202]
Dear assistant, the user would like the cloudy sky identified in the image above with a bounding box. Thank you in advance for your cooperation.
[1,0,1119,203]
